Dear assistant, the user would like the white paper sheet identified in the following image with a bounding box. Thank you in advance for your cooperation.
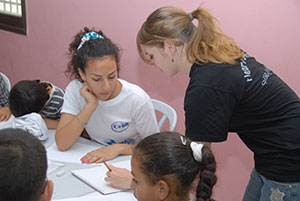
[47,142,100,163]
[47,160,65,175]
[70,159,131,195]
[52,190,136,201]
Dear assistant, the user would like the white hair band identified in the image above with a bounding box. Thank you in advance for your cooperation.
[190,142,203,162]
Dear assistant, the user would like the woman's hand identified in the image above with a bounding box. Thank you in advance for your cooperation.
[80,83,98,109]
[80,144,123,164]
[104,165,132,189]
[0,107,11,122]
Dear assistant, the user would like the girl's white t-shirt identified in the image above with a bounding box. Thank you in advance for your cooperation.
[61,79,159,145]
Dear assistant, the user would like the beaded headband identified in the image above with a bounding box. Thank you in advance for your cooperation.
[77,31,104,50]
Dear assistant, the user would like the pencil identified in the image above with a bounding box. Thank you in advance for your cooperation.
[103,161,112,172]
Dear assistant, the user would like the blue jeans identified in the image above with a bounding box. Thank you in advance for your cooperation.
[242,168,300,201]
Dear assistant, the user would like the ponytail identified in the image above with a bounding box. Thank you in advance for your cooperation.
[195,146,217,201]
[137,6,244,65]
[187,7,244,64]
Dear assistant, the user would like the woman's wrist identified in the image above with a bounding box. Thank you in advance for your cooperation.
[112,143,134,155]
[75,116,87,128]
[85,101,98,111]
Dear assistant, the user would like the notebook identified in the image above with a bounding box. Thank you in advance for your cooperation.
[71,159,131,195]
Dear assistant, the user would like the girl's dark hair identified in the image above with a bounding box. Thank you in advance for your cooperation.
[66,27,120,82]
[9,80,49,117]
[134,132,217,201]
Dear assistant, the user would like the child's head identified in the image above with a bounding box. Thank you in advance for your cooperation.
[66,27,120,82]
[131,132,217,201]
[35,80,53,94]
[9,80,49,117]
[0,128,52,201]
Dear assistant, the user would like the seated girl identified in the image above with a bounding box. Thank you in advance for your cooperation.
[130,132,217,201]
[55,27,159,163]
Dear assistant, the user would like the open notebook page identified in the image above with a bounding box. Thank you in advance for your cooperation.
[71,159,131,195]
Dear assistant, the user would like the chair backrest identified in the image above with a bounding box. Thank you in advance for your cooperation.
[0,72,11,91]
[151,99,177,131]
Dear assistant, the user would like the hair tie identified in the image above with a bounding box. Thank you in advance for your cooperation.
[188,12,194,21]
[77,31,104,50]
[190,142,203,162]
[180,135,187,145]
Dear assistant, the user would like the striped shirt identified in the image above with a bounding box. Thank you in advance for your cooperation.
[0,74,9,107]
[40,81,65,120]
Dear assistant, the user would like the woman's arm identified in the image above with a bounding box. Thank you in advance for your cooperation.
[55,103,96,151]
[55,84,98,151]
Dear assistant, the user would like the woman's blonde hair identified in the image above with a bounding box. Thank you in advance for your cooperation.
[137,6,244,65]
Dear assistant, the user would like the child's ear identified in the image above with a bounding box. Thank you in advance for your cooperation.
[46,86,51,93]
[41,180,54,201]
[157,180,170,200]
[78,68,86,82]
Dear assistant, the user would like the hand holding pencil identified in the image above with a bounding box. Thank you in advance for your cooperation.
[103,161,112,172]
[104,165,133,189]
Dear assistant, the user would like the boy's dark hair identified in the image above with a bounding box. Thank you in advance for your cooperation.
[66,27,120,82]
[134,132,217,201]
[9,80,49,117]
[35,79,52,89]
[0,128,47,201]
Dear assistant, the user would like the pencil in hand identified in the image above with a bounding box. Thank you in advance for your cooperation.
[103,160,112,172]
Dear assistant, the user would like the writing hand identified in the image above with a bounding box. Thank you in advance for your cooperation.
[104,165,132,189]
[0,107,11,122]
[80,144,122,164]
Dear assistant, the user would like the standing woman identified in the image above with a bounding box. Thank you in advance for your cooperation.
[55,27,159,164]
[137,6,300,201]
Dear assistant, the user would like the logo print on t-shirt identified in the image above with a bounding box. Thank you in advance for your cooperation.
[105,138,135,145]
[261,66,272,86]
[111,121,129,133]
[240,53,253,82]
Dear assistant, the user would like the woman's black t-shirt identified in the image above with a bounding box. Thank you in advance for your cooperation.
[184,54,300,182]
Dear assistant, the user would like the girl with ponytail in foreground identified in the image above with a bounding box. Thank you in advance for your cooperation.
[131,132,217,201]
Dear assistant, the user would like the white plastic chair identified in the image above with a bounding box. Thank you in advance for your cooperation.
[0,72,11,91]
[151,99,177,131]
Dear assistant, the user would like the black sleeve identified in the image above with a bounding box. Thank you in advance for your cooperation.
[185,85,238,142]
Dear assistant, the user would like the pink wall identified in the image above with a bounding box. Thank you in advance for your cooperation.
[0,0,299,200]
